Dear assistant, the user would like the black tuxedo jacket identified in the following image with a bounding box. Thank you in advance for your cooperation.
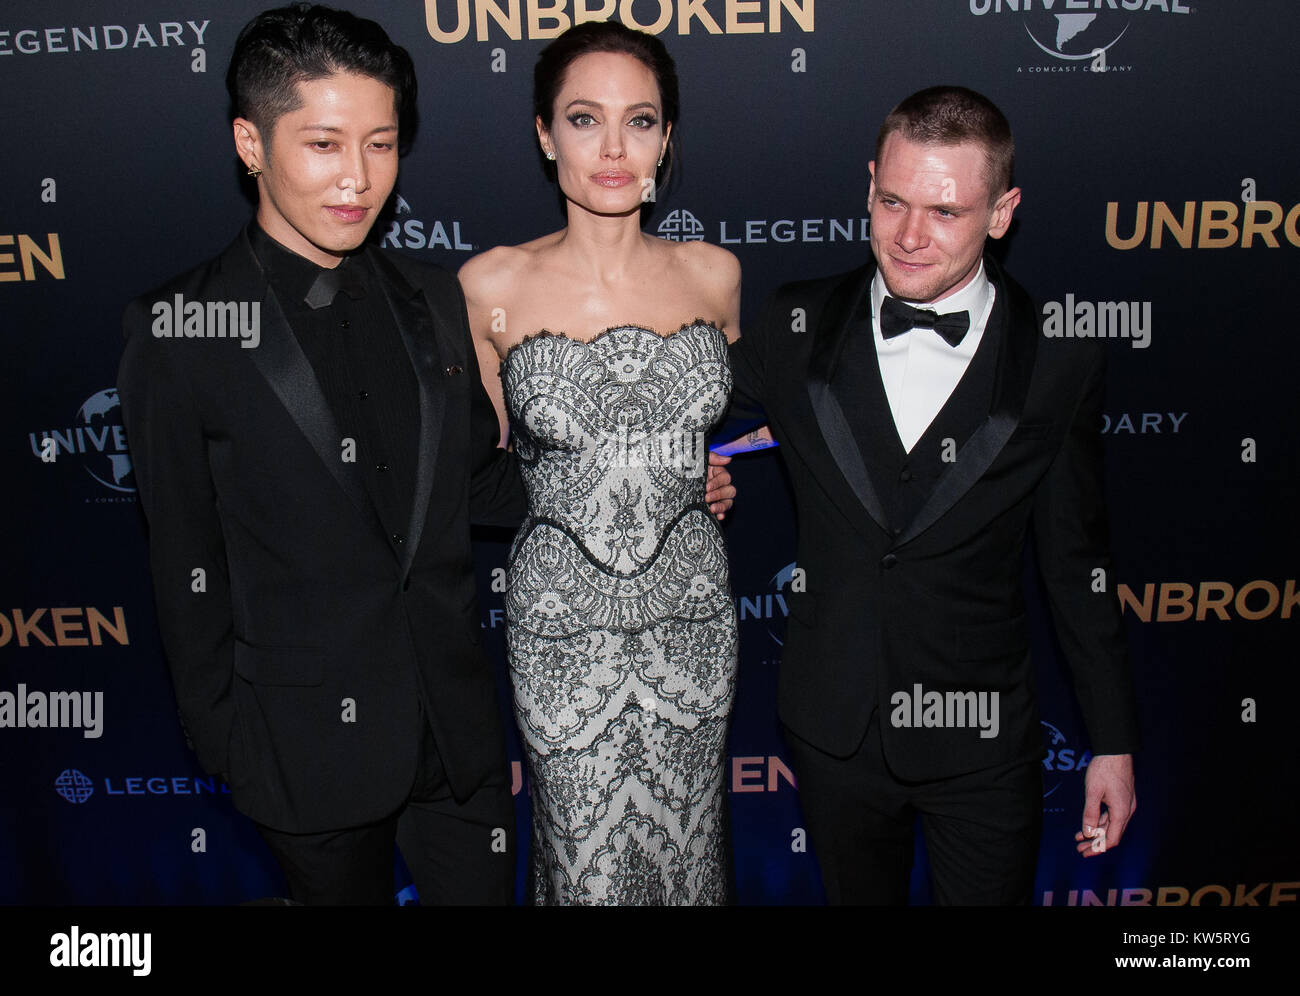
[730,254,1138,779]
[118,227,525,833]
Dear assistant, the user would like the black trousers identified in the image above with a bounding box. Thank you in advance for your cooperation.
[786,713,1041,905]
[256,717,515,905]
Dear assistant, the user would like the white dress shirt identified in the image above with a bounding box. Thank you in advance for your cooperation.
[871,262,997,452]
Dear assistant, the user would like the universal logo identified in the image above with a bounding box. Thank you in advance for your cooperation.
[1041,720,1090,813]
[30,390,135,498]
[968,0,1194,75]
[377,194,472,252]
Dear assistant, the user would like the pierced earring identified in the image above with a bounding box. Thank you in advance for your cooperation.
[657,158,663,168]
[545,151,556,161]
[246,164,262,177]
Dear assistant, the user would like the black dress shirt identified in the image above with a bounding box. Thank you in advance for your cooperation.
[248,223,420,550]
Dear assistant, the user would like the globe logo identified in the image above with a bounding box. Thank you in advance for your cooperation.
[1041,720,1092,812]
[55,768,94,804]
[657,209,706,243]
[1024,12,1130,61]
[765,561,802,648]
[76,389,135,493]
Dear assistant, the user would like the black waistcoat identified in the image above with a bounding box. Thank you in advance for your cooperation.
[832,300,1002,537]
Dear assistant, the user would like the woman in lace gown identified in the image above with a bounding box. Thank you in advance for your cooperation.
[460,21,740,905]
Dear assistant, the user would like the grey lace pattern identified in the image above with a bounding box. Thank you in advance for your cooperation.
[502,323,737,905]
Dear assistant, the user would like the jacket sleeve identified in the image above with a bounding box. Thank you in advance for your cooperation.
[445,275,527,528]
[1031,343,1139,756]
[726,290,775,427]
[118,299,236,775]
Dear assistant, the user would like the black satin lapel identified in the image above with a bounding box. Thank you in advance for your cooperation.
[804,269,890,532]
[243,284,381,527]
[894,258,1039,547]
[987,256,1039,434]
[372,252,444,575]
[807,267,870,385]
[894,413,1013,547]
[807,377,889,531]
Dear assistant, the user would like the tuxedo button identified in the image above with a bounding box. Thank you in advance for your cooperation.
[900,469,913,482]
[881,553,899,570]
[392,533,405,545]
[340,320,351,330]
[402,577,411,592]
[376,462,388,473]
[445,364,463,376]
[358,390,370,400]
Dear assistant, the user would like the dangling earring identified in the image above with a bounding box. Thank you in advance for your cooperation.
[247,163,262,177]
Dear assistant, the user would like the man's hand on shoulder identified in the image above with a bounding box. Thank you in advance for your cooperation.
[1075,753,1136,857]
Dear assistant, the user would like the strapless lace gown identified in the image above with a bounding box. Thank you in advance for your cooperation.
[501,322,737,905]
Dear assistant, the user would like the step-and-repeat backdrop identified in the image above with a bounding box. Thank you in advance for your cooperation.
[3,0,1297,906]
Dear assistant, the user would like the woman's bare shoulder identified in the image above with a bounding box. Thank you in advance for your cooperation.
[459,232,565,298]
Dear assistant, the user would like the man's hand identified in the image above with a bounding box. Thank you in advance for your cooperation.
[705,451,735,520]
[1075,753,1136,857]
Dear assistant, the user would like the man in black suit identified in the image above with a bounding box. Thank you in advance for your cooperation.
[117,5,527,905]
[728,87,1137,904]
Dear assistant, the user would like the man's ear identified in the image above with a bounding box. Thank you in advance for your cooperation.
[535,115,553,160]
[988,186,1021,240]
[233,117,265,173]
[867,160,877,212]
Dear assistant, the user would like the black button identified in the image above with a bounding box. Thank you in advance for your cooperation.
[358,390,369,400]
[340,320,351,330]
[881,553,898,569]
[892,526,903,536]
[392,533,405,545]
[900,469,913,482]
[402,577,411,591]
[376,462,388,473]
[445,364,463,376]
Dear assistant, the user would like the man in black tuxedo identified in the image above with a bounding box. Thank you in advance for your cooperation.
[728,87,1137,904]
[118,5,527,905]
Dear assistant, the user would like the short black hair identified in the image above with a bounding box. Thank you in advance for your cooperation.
[533,20,680,183]
[227,3,417,153]
[877,86,1014,199]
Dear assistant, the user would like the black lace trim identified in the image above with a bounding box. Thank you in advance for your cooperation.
[499,319,726,376]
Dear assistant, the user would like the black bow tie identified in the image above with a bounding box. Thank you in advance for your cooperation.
[879,295,971,347]
[304,257,367,310]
